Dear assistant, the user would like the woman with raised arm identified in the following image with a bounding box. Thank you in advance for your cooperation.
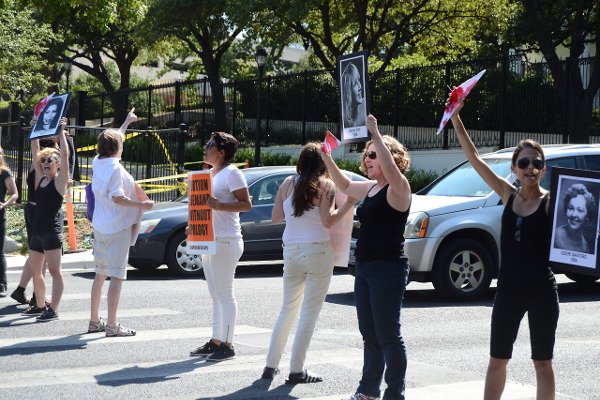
[322,115,412,400]
[24,117,70,322]
[449,97,558,400]
[261,142,357,384]
[88,108,155,337]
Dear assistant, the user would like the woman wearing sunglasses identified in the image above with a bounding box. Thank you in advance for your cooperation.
[25,117,71,322]
[322,114,411,400]
[449,96,558,400]
[188,132,251,361]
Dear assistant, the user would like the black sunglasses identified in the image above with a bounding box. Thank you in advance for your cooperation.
[205,142,218,150]
[514,216,523,242]
[40,157,57,164]
[516,157,544,170]
[364,151,377,160]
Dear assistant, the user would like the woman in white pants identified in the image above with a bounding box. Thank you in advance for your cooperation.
[262,142,356,383]
[189,132,251,362]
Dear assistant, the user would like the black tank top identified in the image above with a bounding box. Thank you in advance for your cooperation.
[498,189,557,293]
[33,177,64,235]
[355,184,409,264]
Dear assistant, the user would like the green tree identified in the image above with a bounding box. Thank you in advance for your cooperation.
[23,0,160,124]
[250,0,515,81]
[147,0,258,131]
[0,2,53,101]
[518,0,599,143]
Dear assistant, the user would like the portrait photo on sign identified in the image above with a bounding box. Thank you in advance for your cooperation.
[338,51,369,143]
[30,92,72,140]
[549,167,600,276]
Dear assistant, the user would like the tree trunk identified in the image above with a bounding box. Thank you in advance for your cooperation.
[208,75,228,132]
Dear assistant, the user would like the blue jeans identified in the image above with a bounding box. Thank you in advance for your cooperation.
[355,259,409,400]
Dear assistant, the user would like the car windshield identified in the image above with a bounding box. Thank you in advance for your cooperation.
[424,158,512,197]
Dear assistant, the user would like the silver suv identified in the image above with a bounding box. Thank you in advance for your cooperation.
[353,144,600,301]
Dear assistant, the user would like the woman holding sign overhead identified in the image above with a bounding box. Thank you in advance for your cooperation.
[88,108,154,336]
[322,115,411,400]
[189,132,251,361]
[449,95,558,400]
[261,142,356,383]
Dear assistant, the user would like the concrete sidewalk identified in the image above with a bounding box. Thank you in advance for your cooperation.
[5,248,95,270]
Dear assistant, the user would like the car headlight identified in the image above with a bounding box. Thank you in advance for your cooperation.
[138,218,161,234]
[404,212,429,238]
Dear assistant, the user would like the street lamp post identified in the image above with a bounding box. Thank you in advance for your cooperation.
[253,48,267,167]
[63,56,72,92]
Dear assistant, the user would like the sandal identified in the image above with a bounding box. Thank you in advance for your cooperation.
[105,323,136,337]
[87,318,106,333]
[285,369,323,385]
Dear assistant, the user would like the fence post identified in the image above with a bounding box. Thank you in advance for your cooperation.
[394,68,400,138]
[100,92,105,127]
[265,76,271,147]
[499,54,508,149]
[232,81,237,135]
[75,90,88,128]
[302,71,308,145]
[202,77,208,145]
[148,86,153,129]
[9,102,23,201]
[443,62,451,150]
[174,79,182,127]
[146,126,153,180]
[563,58,571,143]
[177,123,186,199]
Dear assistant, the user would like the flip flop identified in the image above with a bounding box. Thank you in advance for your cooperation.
[285,369,323,384]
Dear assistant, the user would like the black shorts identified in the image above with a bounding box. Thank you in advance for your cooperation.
[490,290,559,361]
[29,230,63,252]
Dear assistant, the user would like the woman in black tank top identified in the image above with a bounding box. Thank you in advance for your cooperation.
[322,115,412,400]
[450,96,558,400]
[23,117,70,322]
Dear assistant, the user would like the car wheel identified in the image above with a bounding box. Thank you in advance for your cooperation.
[565,272,599,284]
[165,230,204,277]
[432,238,493,301]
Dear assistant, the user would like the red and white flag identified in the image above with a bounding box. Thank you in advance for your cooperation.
[33,93,55,120]
[322,130,341,153]
[436,70,486,135]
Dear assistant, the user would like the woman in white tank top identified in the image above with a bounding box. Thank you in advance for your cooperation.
[262,142,357,383]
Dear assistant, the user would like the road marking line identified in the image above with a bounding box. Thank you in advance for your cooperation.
[0,325,271,349]
[0,308,182,324]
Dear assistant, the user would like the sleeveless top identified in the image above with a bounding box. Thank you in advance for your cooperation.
[26,169,36,203]
[355,184,409,264]
[0,169,11,220]
[33,178,64,235]
[282,182,330,244]
[498,189,557,294]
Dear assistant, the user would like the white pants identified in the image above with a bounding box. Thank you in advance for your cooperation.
[202,237,244,343]
[266,241,334,373]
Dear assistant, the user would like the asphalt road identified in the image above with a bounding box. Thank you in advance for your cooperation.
[1,251,599,399]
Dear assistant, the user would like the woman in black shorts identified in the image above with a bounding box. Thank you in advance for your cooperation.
[11,137,58,306]
[26,117,70,322]
[450,97,558,399]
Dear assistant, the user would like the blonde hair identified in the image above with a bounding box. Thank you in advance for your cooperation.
[359,135,410,175]
[37,148,61,164]
[97,129,124,158]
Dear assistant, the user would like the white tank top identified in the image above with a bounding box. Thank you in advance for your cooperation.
[282,186,330,244]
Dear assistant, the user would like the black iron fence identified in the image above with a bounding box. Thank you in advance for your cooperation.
[68,54,599,150]
[0,121,187,204]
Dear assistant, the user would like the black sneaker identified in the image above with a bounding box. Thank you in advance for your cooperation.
[29,294,51,308]
[190,341,220,357]
[10,289,29,304]
[0,283,6,297]
[22,305,46,316]
[37,307,59,322]
[206,343,235,362]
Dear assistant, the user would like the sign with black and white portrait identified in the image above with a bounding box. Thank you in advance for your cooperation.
[549,167,600,277]
[338,51,369,143]
[30,92,72,140]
